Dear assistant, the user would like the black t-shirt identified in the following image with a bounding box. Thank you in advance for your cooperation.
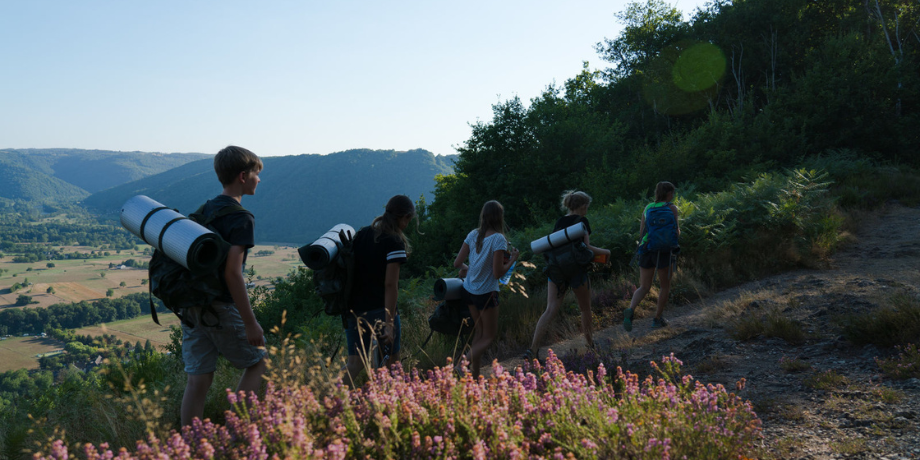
[348,226,407,313]
[200,195,255,302]
[554,214,592,235]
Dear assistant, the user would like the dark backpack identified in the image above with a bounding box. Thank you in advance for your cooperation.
[148,203,250,328]
[300,229,355,316]
[642,203,679,253]
[428,299,473,337]
[543,241,594,282]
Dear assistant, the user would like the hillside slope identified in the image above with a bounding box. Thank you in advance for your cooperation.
[502,204,920,458]
[0,149,209,197]
[0,156,90,203]
[84,149,456,244]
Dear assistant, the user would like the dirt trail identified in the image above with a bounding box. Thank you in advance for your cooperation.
[500,204,920,459]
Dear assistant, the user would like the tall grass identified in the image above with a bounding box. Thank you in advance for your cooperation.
[838,291,920,348]
[34,353,763,460]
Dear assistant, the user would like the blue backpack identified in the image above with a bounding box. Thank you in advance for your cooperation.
[642,203,679,253]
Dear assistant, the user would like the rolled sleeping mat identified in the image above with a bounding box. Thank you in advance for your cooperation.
[120,195,226,274]
[299,224,356,270]
[530,222,587,255]
[433,278,464,301]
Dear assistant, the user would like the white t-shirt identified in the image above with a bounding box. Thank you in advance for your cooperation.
[462,229,508,295]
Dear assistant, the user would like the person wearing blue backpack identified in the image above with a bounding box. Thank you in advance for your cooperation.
[623,181,680,330]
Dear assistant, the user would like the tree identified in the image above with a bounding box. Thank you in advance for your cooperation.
[105,289,114,297]
[46,286,55,294]
[119,281,126,287]
[46,263,55,268]
[99,272,106,279]
[15,295,33,306]
[140,279,148,285]
[596,0,687,80]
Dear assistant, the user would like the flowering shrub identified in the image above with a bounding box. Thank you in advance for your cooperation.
[37,353,762,459]
[876,343,920,379]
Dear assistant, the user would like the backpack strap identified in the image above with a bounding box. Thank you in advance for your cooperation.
[190,201,251,227]
[149,280,161,326]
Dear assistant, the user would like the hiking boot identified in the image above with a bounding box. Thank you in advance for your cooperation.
[651,317,669,328]
[623,308,634,332]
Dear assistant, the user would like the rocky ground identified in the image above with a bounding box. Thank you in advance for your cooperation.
[500,204,920,459]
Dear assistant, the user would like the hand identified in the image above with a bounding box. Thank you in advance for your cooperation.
[509,247,520,261]
[244,321,265,347]
[458,266,468,279]
[380,321,396,345]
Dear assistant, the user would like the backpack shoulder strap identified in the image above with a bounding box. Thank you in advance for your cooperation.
[190,201,251,227]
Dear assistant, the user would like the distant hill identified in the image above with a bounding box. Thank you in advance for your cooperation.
[84,149,456,244]
[0,155,90,203]
[0,149,209,199]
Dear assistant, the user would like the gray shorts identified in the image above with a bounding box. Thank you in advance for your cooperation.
[181,301,266,375]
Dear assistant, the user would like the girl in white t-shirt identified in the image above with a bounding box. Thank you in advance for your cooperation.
[453,200,519,378]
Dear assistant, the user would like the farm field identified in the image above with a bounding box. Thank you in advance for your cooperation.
[0,336,65,372]
[0,244,302,309]
[74,315,181,351]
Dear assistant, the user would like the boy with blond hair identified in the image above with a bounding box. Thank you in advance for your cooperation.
[180,145,266,426]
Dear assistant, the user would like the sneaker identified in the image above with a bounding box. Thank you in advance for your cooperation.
[522,348,535,362]
[651,317,669,328]
[623,308,634,332]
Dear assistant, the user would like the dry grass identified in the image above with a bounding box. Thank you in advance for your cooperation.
[0,245,300,309]
[75,316,180,350]
[0,337,64,372]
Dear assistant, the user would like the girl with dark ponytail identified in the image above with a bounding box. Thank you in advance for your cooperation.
[343,195,415,386]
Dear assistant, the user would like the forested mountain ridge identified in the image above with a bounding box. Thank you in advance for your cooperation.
[84,149,456,244]
[0,148,209,199]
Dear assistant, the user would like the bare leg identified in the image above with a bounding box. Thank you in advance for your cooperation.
[529,282,562,353]
[468,305,499,379]
[460,303,481,372]
[655,267,672,319]
[628,267,656,309]
[572,283,593,349]
[343,355,365,388]
[181,372,214,427]
[237,358,266,394]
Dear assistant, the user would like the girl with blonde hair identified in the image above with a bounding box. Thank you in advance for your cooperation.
[525,190,610,361]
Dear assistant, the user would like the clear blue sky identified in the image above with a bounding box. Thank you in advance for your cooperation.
[0,1,708,157]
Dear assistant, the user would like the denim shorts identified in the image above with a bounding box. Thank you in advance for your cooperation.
[345,308,401,361]
[461,287,500,311]
[181,301,266,375]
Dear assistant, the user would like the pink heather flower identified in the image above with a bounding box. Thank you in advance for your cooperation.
[580,438,598,450]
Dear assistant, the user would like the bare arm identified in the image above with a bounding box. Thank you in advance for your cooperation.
[225,245,263,347]
[492,247,519,279]
[453,243,470,278]
[638,214,646,243]
[382,262,400,343]
[583,233,611,257]
[669,203,681,237]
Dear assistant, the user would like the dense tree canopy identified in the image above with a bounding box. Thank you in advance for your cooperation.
[407,0,920,274]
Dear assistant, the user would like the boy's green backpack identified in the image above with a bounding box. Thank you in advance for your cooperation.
[148,202,251,328]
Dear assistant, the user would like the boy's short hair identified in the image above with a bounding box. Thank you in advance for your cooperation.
[214,146,263,186]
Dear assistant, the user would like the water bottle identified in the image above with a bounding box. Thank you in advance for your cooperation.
[499,261,516,285]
